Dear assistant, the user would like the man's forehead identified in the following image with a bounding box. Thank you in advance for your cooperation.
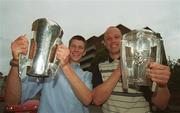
[70,39,85,46]
[105,31,121,38]
[105,28,121,36]
[106,27,120,33]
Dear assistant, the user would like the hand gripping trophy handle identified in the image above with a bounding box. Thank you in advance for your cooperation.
[48,36,63,77]
[19,18,63,79]
[151,38,162,92]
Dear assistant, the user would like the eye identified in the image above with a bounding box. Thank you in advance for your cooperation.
[70,45,75,48]
[106,37,112,41]
[78,46,84,50]
[115,35,120,39]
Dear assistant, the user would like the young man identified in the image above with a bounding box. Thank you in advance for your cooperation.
[5,35,92,113]
[91,26,170,113]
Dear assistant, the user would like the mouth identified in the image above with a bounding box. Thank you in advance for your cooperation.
[111,44,119,48]
[72,53,80,57]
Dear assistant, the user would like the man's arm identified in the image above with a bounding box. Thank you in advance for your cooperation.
[149,63,171,110]
[93,67,121,106]
[56,44,92,106]
[5,36,28,105]
[152,86,170,110]
[5,66,21,105]
[62,65,92,106]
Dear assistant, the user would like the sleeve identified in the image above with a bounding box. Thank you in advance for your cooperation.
[90,47,109,88]
[140,86,153,103]
[83,71,93,91]
[21,76,43,103]
[90,60,103,88]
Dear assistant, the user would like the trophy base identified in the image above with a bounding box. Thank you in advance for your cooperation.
[27,73,50,78]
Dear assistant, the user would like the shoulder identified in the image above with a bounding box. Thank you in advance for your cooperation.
[79,70,92,82]
[77,66,92,77]
[82,70,92,77]
[90,48,109,69]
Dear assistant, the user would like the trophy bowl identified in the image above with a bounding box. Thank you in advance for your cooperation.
[120,29,162,92]
[19,18,63,78]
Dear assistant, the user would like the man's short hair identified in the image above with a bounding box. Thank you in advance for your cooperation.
[69,35,86,48]
[104,26,121,39]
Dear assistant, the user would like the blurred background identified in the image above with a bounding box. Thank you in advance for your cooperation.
[0,0,180,113]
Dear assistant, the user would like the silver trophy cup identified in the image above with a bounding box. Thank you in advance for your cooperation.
[19,18,63,78]
[121,29,162,92]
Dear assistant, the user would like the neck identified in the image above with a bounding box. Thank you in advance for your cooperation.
[109,52,120,60]
[70,60,79,64]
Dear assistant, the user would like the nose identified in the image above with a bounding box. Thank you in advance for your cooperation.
[111,37,117,43]
[73,46,79,52]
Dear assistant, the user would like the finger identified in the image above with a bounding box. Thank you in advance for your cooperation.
[56,48,66,57]
[56,52,65,60]
[15,35,28,43]
[57,45,66,51]
[21,48,29,55]
[149,63,169,71]
[56,47,68,59]
[149,69,167,76]
[14,44,28,52]
[149,72,169,80]
[12,37,29,50]
[149,67,170,80]
[145,68,151,78]
[58,44,66,49]
[151,77,168,85]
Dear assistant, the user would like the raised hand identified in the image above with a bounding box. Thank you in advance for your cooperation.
[147,62,170,87]
[56,44,70,68]
[11,35,29,60]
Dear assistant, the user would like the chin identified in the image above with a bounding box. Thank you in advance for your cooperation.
[72,58,80,62]
[111,49,119,53]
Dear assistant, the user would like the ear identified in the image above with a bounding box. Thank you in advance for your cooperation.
[82,50,86,56]
[103,40,107,48]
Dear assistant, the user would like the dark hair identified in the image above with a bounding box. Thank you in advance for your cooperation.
[69,35,86,47]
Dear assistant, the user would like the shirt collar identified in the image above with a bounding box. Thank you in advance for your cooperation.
[108,55,120,63]
[70,63,80,68]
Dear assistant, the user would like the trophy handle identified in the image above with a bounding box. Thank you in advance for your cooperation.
[120,40,129,92]
[151,39,162,92]
[49,38,62,77]
[18,32,34,79]
[19,54,32,79]
[121,69,129,93]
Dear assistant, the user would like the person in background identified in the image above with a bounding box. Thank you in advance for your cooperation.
[5,35,92,113]
[0,72,7,98]
[91,26,170,113]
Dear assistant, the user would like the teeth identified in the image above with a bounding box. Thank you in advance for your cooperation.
[73,54,79,57]
[111,44,119,47]
[111,45,118,48]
